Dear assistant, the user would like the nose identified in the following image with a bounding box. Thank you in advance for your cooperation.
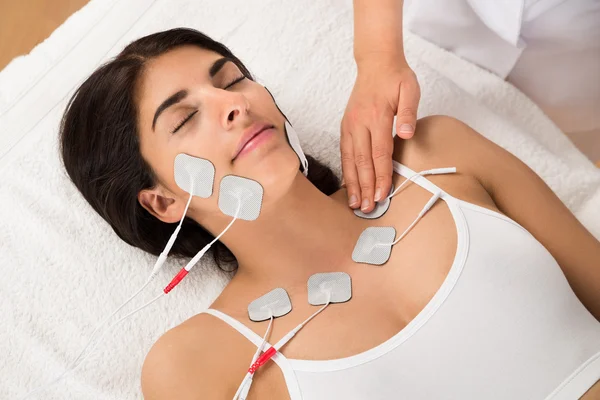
[217,90,250,130]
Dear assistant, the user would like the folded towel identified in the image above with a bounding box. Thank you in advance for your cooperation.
[1,0,598,399]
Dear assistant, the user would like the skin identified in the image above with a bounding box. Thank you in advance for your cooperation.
[136,46,600,399]
[137,45,373,290]
[341,0,421,213]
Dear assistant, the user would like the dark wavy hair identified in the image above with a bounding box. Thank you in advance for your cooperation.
[59,28,340,271]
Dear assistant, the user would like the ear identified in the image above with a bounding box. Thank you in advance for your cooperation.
[138,187,184,224]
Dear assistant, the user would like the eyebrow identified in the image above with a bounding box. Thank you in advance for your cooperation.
[151,57,233,130]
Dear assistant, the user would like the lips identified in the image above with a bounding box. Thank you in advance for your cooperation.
[232,122,274,160]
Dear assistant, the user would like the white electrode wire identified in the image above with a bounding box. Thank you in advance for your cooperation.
[235,294,332,400]
[20,181,194,399]
[233,313,274,400]
[377,191,441,249]
[252,313,274,364]
[273,292,332,351]
[183,195,242,273]
[387,167,456,200]
[46,190,193,386]
[151,186,195,276]
[19,292,165,400]
[163,188,245,294]
[295,293,331,330]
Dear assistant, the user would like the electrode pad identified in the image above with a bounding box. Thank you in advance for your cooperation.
[284,120,309,177]
[174,153,215,198]
[248,287,292,322]
[218,175,264,221]
[354,184,395,219]
[307,272,352,305]
[262,87,309,177]
[352,226,396,265]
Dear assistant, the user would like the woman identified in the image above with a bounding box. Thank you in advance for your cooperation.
[60,28,600,399]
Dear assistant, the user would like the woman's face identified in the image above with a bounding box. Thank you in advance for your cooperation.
[135,45,300,222]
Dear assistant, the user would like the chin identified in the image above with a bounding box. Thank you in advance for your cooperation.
[247,151,300,196]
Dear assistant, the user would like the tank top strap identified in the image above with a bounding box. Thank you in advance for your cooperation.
[201,309,304,399]
[392,160,452,198]
[202,308,271,350]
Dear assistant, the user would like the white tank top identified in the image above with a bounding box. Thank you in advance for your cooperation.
[202,161,600,399]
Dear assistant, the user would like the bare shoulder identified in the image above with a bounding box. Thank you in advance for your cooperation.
[392,115,503,204]
[392,114,495,177]
[394,114,552,196]
[141,312,243,400]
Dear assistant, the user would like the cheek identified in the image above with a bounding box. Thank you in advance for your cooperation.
[256,90,284,119]
[175,134,233,178]
[139,132,181,194]
[169,137,233,201]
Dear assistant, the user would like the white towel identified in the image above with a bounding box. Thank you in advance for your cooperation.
[1,0,598,399]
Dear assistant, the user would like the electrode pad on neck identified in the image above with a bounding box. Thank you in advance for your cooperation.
[284,120,309,177]
[354,184,395,219]
[352,226,396,265]
[248,287,292,322]
[218,175,264,221]
[174,153,215,198]
[307,272,352,305]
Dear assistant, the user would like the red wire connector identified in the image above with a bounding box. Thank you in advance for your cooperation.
[247,347,277,374]
[164,269,189,294]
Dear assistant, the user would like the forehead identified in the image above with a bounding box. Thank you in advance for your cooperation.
[136,45,224,110]
[144,45,222,82]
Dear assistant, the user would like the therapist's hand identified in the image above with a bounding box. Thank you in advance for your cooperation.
[340,56,420,212]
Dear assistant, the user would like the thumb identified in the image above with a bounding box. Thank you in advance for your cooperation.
[395,80,420,139]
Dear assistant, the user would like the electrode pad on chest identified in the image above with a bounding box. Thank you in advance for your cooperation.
[352,226,396,265]
[307,272,352,305]
[354,184,395,219]
[174,153,215,198]
[248,287,292,322]
[218,175,264,221]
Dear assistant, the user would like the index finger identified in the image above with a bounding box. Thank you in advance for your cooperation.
[352,124,377,213]
[396,78,420,139]
[370,113,394,202]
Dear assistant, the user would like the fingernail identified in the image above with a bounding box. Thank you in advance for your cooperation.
[399,124,414,134]
[349,194,358,207]
[361,198,369,211]
[374,188,382,202]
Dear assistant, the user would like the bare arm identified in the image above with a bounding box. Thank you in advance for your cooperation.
[353,0,405,63]
[141,316,240,399]
[343,0,421,216]
[141,328,211,400]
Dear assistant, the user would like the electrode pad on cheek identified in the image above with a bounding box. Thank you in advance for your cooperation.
[218,175,264,220]
[354,184,395,219]
[174,153,215,198]
[352,226,396,265]
[307,272,352,305]
[248,287,292,322]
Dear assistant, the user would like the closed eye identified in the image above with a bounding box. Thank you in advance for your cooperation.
[171,110,198,134]
[224,75,246,89]
[170,76,245,134]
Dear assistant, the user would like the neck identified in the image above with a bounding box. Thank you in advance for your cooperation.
[194,173,367,298]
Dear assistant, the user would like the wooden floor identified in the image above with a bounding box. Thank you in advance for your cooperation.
[0,0,89,70]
